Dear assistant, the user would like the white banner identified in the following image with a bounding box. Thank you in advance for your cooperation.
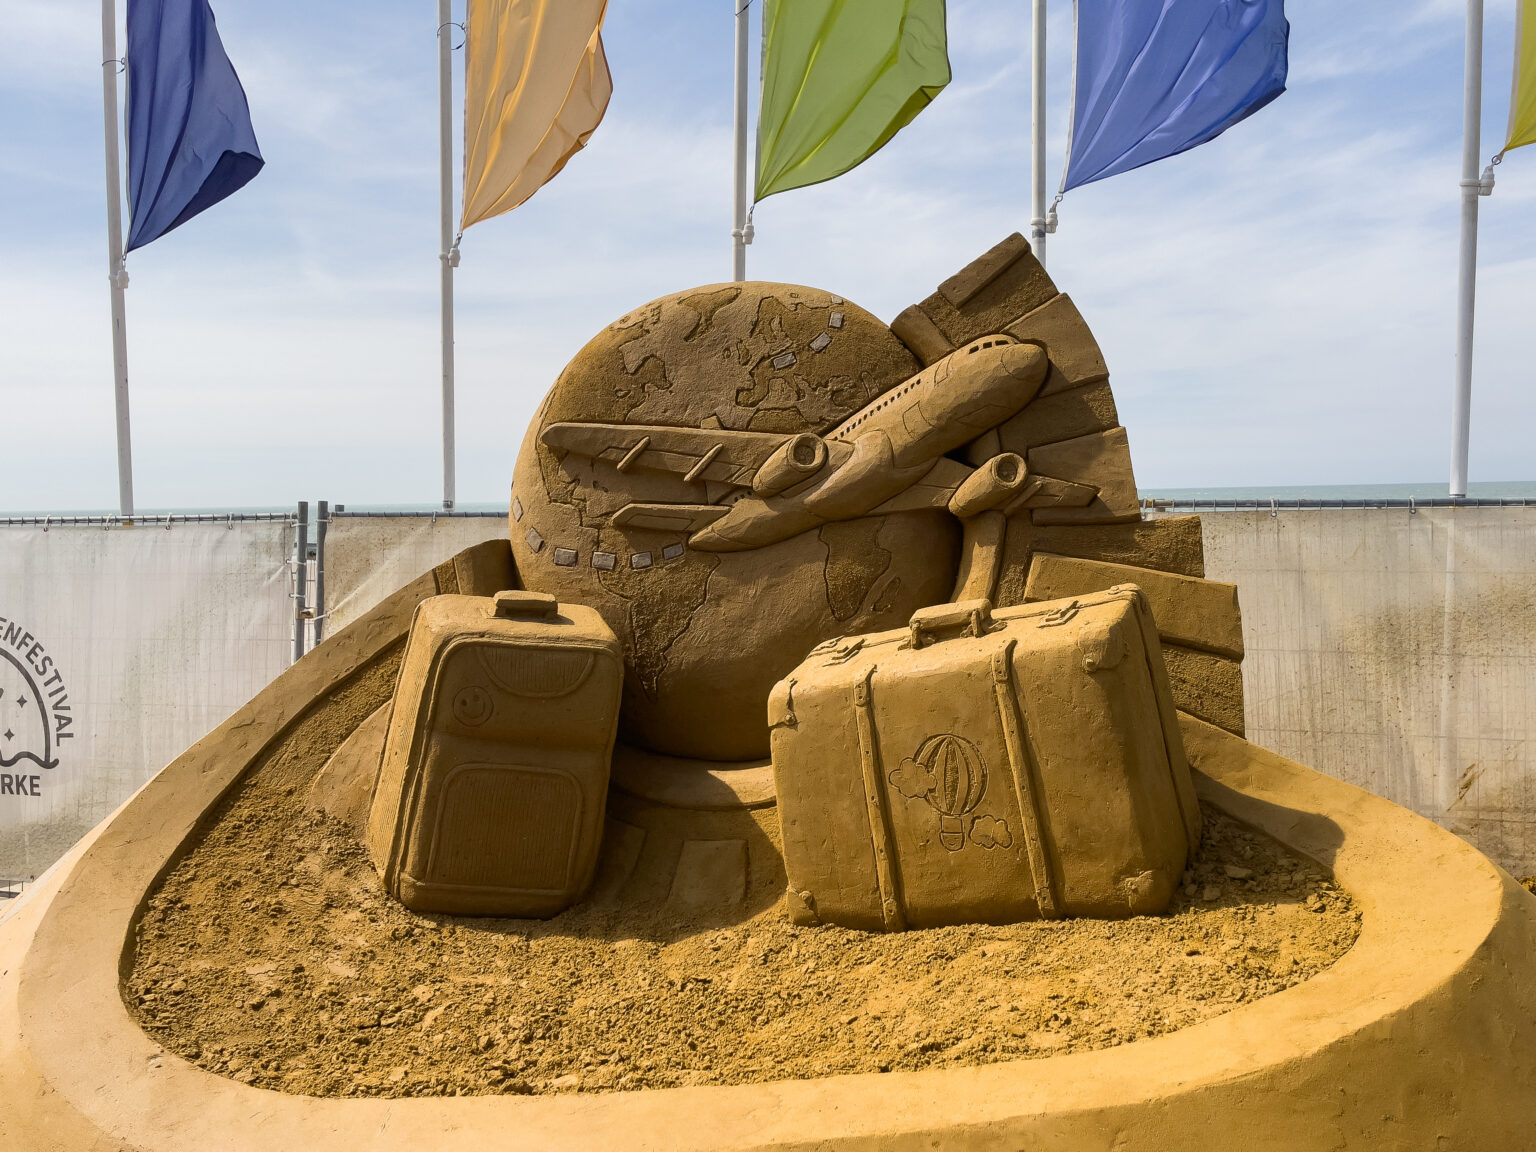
[0,521,293,878]
[1189,507,1536,877]
[323,515,507,635]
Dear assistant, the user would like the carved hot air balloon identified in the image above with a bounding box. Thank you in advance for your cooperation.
[897,733,988,851]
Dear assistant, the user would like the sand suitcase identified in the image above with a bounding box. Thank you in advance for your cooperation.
[367,590,623,917]
[769,588,1201,931]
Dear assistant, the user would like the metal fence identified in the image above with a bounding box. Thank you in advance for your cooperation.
[1143,496,1536,512]
[0,877,33,901]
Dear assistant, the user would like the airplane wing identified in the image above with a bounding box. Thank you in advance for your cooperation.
[867,457,974,515]
[611,503,732,533]
[1005,475,1099,512]
[541,422,792,487]
[869,458,1101,517]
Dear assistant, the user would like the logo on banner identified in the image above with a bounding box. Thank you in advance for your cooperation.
[0,616,73,798]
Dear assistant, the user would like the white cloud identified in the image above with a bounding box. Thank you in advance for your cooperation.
[0,2,100,96]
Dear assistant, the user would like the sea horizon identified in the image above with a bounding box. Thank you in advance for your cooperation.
[1138,481,1536,503]
[5,481,1536,520]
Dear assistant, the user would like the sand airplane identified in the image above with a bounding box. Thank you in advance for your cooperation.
[542,335,1100,552]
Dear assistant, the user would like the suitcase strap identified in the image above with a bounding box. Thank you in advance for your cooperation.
[991,642,1062,919]
[853,669,908,932]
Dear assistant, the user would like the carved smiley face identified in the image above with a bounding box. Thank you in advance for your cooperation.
[451,685,493,727]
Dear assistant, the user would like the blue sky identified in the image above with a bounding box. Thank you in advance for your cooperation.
[1,0,1532,512]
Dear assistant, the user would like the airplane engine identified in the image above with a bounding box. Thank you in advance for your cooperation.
[752,433,829,497]
[948,452,1028,518]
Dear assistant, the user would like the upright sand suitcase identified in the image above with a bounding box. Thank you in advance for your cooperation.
[769,588,1200,931]
[367,590,623,917]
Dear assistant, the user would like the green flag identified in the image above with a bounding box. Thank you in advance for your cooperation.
[756,0,950,201]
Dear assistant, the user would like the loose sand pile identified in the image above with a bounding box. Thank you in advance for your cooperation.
[128,727,1359,1099]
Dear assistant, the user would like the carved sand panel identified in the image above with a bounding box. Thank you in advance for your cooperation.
[1024,553,1244,660]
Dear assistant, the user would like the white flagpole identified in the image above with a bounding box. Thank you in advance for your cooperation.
[1029,0,1048,267]
[1450,0,1487,498]
[731,0,750,282]
[100,0,135,520]
[438,0,458,510]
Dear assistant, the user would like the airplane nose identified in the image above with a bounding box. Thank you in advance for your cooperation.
[1000,342,1049,383]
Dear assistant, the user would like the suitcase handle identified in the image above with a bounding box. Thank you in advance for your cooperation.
[908,598,994,648]
[491,589,559,619]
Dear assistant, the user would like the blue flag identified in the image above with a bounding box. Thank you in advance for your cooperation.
[1062,0,1288,193]
[125,0,263,252]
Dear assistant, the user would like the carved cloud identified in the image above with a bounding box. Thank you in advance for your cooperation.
[970,815,1013,850]
[889,757,937,801]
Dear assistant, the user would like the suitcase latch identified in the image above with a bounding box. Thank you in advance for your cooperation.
[820,637,866,666]
[1036,599,1081,628]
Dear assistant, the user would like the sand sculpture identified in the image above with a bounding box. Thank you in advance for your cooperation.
[1,236,1533,1151]
[415,233,1224,926]
[774,588,1199,931]
[509,283,961,762]
[366,590,623,916]
[510,234,1247,769]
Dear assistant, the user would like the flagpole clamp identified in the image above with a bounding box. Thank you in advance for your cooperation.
[732,207,756,246]
[1461,165,1496,197]
[437,21,465,50]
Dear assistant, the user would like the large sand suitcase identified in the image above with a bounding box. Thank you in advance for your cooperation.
[769,588,1200,931]
[367,590,623,916]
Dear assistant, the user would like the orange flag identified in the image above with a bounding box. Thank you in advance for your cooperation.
[461,0,611,230]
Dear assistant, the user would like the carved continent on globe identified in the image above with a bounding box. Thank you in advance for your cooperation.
[510,283,960,762]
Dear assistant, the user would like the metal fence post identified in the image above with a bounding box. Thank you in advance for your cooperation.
[314,500,328,645]
[293,501,309,663]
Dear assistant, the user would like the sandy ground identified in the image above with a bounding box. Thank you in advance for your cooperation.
[127,749,1359,1098]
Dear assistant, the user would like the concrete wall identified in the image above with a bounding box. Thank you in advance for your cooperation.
[1169,507,1536,878]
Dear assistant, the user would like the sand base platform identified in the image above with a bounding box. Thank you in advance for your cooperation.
[2,543,1534,1150]
[124,792,1357,1097]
